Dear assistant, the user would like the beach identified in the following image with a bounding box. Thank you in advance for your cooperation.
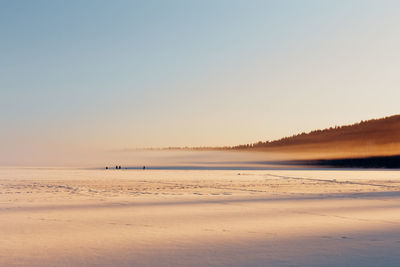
[1,168,400,266]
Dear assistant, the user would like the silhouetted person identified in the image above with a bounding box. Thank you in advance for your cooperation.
[106,167,108,170]
[143,166,146,170]
[119,166,122,169]
[116,165,118,169]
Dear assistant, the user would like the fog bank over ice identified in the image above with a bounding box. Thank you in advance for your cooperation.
[104,150,291,170]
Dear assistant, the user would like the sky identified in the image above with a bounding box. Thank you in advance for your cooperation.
[1,0,400,165]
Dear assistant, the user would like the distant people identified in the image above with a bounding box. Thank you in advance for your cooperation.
[143,166,146,170]
[111,165,124,170]
[106,167,108,170]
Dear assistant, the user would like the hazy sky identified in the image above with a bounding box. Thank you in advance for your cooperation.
[1,0,400,165]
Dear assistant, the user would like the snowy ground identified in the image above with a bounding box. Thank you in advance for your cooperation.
[1,168,400,266]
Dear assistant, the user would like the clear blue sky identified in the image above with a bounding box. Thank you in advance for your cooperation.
[1,0,400,165]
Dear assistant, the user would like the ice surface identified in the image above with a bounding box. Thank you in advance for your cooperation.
[1,168,400,266]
